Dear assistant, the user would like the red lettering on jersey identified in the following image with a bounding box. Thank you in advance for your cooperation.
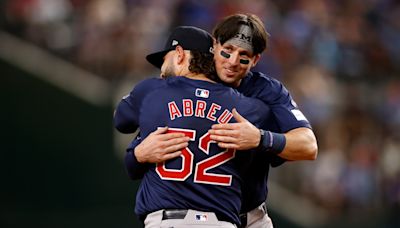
[156,147,193,180]
[207,103,221,121]
[195,149,235,186]
[168,101,182,120]
[156,128,195,181]
[217,109,233,124]
[167,128,196,139]
[195,100,206,118]
[199,132,213,155]
[183,99,193,117]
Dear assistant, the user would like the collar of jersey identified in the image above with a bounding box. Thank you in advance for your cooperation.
[166,76,226,90]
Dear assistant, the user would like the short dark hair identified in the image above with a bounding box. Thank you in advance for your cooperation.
[213,13,269,55]
[189,50,219,82]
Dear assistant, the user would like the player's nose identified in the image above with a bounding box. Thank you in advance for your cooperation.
[227,52,240,66]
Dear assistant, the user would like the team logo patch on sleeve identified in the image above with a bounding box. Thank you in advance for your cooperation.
[195,88,209,98]
[291,109,308,121]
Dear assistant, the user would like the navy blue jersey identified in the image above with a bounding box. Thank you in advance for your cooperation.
[237,72,311,132]
[236,71,312,212]
[114,76,271,225]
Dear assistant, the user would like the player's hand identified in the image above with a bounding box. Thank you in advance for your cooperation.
[208,108,261,150]
[134,127,190,163]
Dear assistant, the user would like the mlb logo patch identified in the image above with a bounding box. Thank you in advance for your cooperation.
[195,88,209,98]
[195,214,208,221]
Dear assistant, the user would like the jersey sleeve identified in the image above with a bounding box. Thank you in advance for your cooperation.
[124,135,151,180]
[114,78,162,133]
[253,73,312,133]
[239,72,312,168]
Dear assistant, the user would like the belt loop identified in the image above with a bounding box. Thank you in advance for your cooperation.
[162,209,189,220]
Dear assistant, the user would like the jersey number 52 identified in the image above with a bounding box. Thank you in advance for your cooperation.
[156,128,236,186]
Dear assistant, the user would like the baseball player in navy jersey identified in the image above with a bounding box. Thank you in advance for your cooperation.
[114,26,274,228]
[125,14,318,228]
[208,14,318,228]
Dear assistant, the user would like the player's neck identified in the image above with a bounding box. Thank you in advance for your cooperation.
[185,73,216,83]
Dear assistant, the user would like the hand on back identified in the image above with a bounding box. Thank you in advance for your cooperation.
[135,127,190,163]
[208,109,261,150]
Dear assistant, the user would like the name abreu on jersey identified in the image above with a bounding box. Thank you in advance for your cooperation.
[167,98,233,124]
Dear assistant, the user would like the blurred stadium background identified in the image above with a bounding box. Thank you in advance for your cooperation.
[1,0,400,227]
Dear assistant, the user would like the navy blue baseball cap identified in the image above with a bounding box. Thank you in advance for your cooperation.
[146,26,214,69]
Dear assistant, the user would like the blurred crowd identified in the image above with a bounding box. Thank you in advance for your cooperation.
[3,0,400,221]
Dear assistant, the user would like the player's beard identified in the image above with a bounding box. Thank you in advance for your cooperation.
[160,60,176,79]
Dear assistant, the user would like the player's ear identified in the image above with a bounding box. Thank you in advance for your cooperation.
[251,54,261,67]
[213,38,221,51]
[175,45,185,64]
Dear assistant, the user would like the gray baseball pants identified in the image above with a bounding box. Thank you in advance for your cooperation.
[144,209,237,228]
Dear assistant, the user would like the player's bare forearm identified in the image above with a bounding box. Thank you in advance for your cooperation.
[279,127,318,161]
[208,109,317,161]
[134,127,190,163]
